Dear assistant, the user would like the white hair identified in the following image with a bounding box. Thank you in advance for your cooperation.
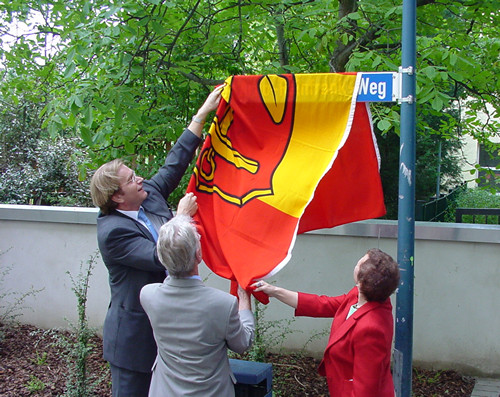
[156,214,200,277]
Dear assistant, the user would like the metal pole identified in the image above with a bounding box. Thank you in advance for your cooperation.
[394,0,416,396]
[436,139,442,199]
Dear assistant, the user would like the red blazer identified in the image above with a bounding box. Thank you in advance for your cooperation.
[295,287,395,397]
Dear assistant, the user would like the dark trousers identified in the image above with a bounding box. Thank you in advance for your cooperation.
[110,364,152,397]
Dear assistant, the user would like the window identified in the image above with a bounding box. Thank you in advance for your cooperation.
[478,144,500,189]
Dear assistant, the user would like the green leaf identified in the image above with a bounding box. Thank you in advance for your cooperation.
[114,108,123,128]
[348,12,360,20]
[151,21,166,35]
[48,122,59,138]
[372,55,382,68]
[64,63,75,79]
[377,119,391,131]
[421,66,437,79]
[125,108,143,125]
[431,96,444,111]
[39,104,49,118]
[449,52,458,66]
[84,106,93,127]
[67,112,76,128]
[124,140,135,154]
[73,95,83,108]
[80,126,94,146]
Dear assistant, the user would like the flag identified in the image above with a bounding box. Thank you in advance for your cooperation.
[187,73,385,303]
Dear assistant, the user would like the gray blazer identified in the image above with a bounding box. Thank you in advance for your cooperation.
[140,277,255,397]
[97,129,201,373]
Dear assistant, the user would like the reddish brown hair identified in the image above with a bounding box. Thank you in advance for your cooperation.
[357,248,400,302]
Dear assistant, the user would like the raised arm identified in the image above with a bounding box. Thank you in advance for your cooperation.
[237,284,252,311]
[226,285,255,354]
[187,85,224,138]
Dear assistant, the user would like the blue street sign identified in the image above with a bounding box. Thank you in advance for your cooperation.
[357,72,400,102]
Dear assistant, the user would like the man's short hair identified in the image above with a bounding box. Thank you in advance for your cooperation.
[157,215,200,277]
[357,248,400,302]
[89,159,123,214]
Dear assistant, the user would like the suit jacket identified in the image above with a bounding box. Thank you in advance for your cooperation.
[97,129,201,373]
[140,277,255,397]
[295,287,395,397]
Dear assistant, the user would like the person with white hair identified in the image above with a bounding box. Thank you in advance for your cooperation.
[140,215,255,397]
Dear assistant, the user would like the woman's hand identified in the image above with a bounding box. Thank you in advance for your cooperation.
[251,280,276,296]
[251,280,299,309]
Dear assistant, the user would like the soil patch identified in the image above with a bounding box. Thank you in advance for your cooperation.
[0,323,475,396]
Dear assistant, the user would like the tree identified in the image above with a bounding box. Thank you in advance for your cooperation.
[0,90,91,206]
[378,112,463,219]
[0,0,498,211]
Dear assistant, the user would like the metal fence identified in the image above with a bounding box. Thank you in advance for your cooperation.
[415,184,466,222]
[455,207,500,224]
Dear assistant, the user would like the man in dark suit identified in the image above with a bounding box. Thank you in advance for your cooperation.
[89,86,223,397]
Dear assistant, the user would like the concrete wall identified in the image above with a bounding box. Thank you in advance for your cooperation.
[1,204,499,376]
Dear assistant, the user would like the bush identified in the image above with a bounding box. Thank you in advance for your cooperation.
[0,136,92,207]
[444,188,500,223]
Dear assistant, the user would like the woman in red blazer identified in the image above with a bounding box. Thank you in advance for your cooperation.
[253,248,400,397]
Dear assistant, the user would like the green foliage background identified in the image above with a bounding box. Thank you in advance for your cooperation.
[0,0,498,212]
[444,188,500,223]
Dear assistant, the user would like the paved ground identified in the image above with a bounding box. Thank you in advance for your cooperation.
[471,378,500,397]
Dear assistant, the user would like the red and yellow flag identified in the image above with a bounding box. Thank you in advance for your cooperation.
[187,73,385,302]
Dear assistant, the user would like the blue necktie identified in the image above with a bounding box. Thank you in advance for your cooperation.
[138,208,158,242]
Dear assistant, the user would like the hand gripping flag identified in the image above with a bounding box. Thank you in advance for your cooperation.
[187,73,385,303]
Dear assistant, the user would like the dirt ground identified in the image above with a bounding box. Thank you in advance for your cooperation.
[0,323,476,396]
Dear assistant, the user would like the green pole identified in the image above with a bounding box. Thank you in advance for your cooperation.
[394,0,417,396]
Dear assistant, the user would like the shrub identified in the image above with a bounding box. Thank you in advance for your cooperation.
[0,136,92,207]
[444,188,500,223]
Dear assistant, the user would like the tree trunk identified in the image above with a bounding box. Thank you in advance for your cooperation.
[330,0,358,72]
[276,22,289,67]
